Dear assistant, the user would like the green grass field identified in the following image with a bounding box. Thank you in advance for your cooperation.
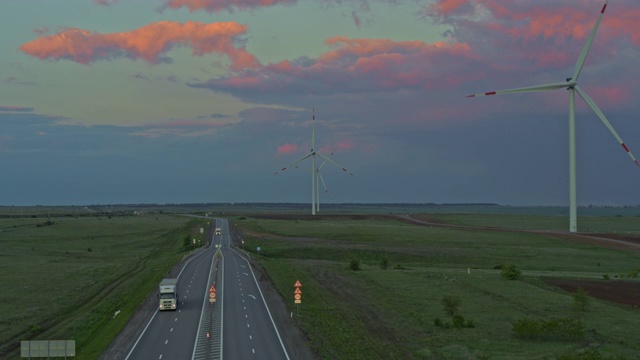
[233,215,640,359]
[0,213,209,359]
[2,207,639,359]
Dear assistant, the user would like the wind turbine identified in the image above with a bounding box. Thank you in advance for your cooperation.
[276,110,352,215]
[467,0,640,233]
[314,148,344,213]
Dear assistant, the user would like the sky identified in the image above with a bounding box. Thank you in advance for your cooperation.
[2,0,640,207]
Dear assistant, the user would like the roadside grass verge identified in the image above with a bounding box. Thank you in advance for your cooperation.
[0,214,209,359]
[234,216,640,359]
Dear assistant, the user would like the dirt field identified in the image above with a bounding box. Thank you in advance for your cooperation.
[543,278,640,308]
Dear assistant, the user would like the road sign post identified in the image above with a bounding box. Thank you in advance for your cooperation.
[294,279,302,315]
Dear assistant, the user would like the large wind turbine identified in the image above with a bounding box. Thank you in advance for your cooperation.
[467,0,640,233]
[276,110,352,215]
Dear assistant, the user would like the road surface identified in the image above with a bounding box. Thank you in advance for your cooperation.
[124,218,290,360]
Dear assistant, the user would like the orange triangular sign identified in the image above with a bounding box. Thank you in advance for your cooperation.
[209,285,216,293]
[294,280,302,287]
[294,287,302,294]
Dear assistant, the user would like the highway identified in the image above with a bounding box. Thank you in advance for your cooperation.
[124,218,289,360]
[217,219,290,360]
[125,229,216,360]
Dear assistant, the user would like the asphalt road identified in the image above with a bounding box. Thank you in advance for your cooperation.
[217,218,290,360]
[123,218,290,360]
[125,229,217,360]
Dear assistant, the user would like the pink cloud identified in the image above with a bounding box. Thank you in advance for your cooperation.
[428,0,640,69]
[191,36,477,95]
[0,106,34,112]
[277,143,298,155]
[19,21,259,70]
[162,0,296,13]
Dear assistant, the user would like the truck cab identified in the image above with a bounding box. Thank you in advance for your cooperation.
[159,278,178,311]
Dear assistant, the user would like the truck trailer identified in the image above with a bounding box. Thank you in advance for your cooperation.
[159,278,178,311]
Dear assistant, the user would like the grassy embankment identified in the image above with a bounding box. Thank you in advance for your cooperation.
[233,215,640,359]
[0,213,209,359]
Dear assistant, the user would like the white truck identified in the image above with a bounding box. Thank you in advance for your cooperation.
[158,278,178,311]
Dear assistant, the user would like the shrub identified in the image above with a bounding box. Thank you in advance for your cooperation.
[442,295,461,317]
[183,234,191,248]
[452,315,466,328]
[380,258,389,270]
[434,318,446,328]
[349,259,360,271]
[28,324,43,336]
[572,287,590,313]
[501,264,521,280]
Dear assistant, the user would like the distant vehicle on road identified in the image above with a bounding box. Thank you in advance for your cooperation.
[215,228,221,235]
[158,278,178,311]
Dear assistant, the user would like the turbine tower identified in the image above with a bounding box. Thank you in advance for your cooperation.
[467,0,640,233]
[276,110,352,215]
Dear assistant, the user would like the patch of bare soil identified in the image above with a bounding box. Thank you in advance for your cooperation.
[543,279,640,308]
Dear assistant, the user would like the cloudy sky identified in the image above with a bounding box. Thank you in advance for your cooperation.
[2,0,640,206]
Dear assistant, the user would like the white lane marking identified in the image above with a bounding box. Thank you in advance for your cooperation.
[165,339,168,344]
[159,355,163,359]
[170,328,174,332]
[249,335,252,340]
[175,317,178,322]
[252,349,255,354]
[248,294,256,300]
[229,246,291,360]
[247,323,250,328]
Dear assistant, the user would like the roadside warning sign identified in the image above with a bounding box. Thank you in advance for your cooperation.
[294,279,302,304]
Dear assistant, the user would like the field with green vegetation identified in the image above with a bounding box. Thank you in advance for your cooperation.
[0,213,209,359]
[233,214,640,359]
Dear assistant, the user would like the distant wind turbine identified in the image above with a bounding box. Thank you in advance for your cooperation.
[276,110,352,215]
[315,150,339,213]
[467,0,640,233]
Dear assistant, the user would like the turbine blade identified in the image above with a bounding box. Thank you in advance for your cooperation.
[466,82,570,98]
[573,0,608,81]
[575,86,640,169]
[317,153,353,175]
[318,159,329,171]
[318,172,329,193]
[275,152,313,174]
[311,108,316,152]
